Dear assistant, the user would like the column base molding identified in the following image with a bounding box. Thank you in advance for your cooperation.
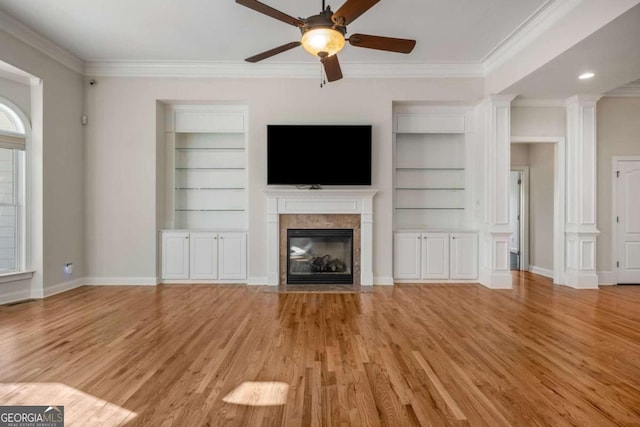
[564,228,600,289]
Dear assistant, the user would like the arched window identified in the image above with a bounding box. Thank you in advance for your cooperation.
[0,99,27,273]
[0,103,26,135]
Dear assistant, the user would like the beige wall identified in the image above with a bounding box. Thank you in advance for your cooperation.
[511,106,565,137]
[0,28,84,300]
[83,77,484,282]
[511,143,530,166]
[528,144,554,271]
[596,96,640,272]
[0,76,30,114]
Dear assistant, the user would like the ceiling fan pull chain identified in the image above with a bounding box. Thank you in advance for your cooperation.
[320,63,326,88]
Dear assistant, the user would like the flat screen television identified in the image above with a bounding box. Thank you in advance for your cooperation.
[267,124,372,186]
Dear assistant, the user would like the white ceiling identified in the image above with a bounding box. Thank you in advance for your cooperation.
[0,0,549,63]
[1,0,640,98]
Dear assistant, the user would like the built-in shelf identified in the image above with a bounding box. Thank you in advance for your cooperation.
[165,105,248,230]
[396,187,465,190]
[396,207,465,210]
[176,187,245,190]
[176,209,245,212]
[393,106,472,230]
[396,167,465,171]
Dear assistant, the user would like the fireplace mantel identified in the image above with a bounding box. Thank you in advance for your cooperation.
[265,189,378,286]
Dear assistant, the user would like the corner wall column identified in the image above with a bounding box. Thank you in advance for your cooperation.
[564,95,601,289]
[478,95,516,289]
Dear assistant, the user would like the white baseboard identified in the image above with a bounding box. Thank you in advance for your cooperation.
[374,276,394,286]
[597,270,616,285]
[247,276,268,286]
[0,287,31,305]
[84,277,159,286]
[529,265,553,278]
[44,278,85,297]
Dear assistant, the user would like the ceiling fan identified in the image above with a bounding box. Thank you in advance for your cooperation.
[235,0,416,83]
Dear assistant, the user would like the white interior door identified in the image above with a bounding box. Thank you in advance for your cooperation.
[617,160,640,284]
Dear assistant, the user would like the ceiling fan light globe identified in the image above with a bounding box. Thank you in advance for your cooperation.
[301,28,345,57]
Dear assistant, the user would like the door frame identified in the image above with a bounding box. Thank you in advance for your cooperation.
[612,156,640,284]
[510,167,529,271]
[511,136,566,285]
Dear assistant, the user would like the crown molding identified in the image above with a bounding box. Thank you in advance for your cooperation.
[604,80,640,97]
[0,9,84,74]
[83,60,484,79]
[482,0,583,74]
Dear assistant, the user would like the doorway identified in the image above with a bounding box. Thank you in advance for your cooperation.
[509,169,528,271]
[511,137,565,284]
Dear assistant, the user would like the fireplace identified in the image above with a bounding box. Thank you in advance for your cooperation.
[287,229,353,284]
[265,189,377,286]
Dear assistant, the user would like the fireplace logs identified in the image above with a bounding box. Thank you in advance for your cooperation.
[291,254,348,274]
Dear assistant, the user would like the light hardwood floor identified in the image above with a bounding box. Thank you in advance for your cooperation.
[1,272,639,426]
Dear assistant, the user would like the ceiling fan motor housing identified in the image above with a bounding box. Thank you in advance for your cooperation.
[300,8,347,37]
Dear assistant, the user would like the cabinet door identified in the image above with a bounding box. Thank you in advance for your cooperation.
[189,232,218,280]
[218,233,247,280]
[450,233,478,279]
[422,233,450,279]
[393,233,422,280]
[162,232,190,279]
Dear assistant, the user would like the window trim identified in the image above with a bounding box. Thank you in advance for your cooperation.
[0,98,29,277]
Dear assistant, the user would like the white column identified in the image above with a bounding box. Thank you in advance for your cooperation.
[478,95,516,289]
[266,195,280,286]
[360,195,374,286]
[564,95,601,289]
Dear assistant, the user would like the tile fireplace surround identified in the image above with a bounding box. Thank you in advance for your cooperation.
[265,189,377,286]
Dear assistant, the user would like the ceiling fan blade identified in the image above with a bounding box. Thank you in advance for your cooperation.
[245,42,301,63]
[321,54,343,82]
[332,0,380,26]
[235,0,304,27]
[348,34,416,54]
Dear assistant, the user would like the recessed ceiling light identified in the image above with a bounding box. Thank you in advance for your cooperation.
[579,72,595,80]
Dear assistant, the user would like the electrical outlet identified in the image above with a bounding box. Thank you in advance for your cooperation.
[64,263,73,276]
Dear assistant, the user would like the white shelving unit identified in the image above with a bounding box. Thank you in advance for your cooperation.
[392,105,478,281]
[164,105,248,230]
[173,132,246,229]
[395,133,466,229]
[162,105,248,282]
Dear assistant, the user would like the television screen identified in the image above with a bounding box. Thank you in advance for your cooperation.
[267,125,372,186]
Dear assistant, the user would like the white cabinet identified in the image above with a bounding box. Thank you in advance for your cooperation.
[218,233,247,280]
[162,232,190,280]
[449,232,478,280]
[161,231,247,282]
[393,233,422,280]
[422,232,450,280]
[394,232,477,281]
[189,232,219,280]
